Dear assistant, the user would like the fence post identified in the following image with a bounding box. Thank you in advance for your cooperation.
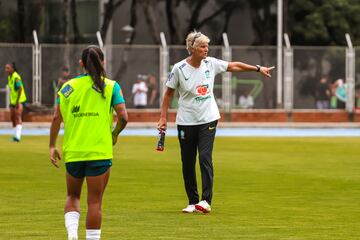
[96,31,109,73]
[222,33,232,121]
[6,86,9,110]
[277,0,283,107]
[283,33,293,116]
[345,33,355,115]
[159,32,169,102]
[32,30,41,105]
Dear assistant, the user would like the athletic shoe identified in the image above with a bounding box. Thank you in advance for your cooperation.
[195,200,211,213]
[182,204,197,213]
[12,137,20,142]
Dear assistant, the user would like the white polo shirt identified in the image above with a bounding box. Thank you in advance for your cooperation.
[166,57,228,125]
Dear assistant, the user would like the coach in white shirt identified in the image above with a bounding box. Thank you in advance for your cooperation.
[157,31,274,213]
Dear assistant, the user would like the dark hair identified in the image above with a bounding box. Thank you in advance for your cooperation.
[8,62,17,72]
[81,45,106,98]
[62,66,69,72]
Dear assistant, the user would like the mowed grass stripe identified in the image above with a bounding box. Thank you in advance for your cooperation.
[0,136,359,239]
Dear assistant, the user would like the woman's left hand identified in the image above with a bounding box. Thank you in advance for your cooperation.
[112,132,118,145]
[260,66,275,78]
[49,147,61,168]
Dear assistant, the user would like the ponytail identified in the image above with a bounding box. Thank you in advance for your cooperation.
[11,62,17,72]
[81,46,106,98]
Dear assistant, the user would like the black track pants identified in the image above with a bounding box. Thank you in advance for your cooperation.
[177,120,217,205]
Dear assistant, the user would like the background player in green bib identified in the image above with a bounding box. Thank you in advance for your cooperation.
[5,62,27,142]
[49,46,128,240]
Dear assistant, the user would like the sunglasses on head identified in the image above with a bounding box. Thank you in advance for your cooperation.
[191,32,202,46]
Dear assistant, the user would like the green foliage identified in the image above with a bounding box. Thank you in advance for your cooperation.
[0,8,18,43]
[290,0,360,45]
[0,19,13,42]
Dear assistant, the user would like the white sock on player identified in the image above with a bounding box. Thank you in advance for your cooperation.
[65,211,80,240]
[86,229,101,240]
[15,124,22,140]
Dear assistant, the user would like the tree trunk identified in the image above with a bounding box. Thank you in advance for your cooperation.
[63,0,70,68]
[70,0,80,43]
[249,2,276,45]
[186,0,208,33]
[113,0,138,83]
[100,0,126,41]
[128,0,138,44]
[142,0,160,44]
[218,5,235,44]
[17,0,25,43]
[165,0,181,44]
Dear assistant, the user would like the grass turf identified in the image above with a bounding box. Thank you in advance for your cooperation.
[0,136,359,239]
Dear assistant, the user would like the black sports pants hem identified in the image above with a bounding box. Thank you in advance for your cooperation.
[177,120,217,205]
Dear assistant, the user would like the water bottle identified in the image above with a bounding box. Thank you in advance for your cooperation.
[156,130,166,151]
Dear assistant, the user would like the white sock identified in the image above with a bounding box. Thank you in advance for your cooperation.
[15,124,22,140]
[65,211,80,240]
[86,229,101,240]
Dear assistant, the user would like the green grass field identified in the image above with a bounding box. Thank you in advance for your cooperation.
[0,135,360,239]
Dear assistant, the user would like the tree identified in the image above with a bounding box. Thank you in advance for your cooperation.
[63,0,70,68]
[164,0,242,44]
[165,0,182,44]
[247,0,277,45]
[17,0,25,43]
[100,0,127,41]
[70,0,81,43]
[142,0,160,44]
[288,0,360,46]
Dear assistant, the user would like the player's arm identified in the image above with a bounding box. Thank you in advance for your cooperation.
[112,103,128,145]
[158,87,175,131]
[49,104,63,168]
[112,84,128,145]
[227,62,275,77]
[14,79,22,108]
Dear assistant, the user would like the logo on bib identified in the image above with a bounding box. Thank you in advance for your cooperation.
[72,105,80,113]
[61,84,74,98]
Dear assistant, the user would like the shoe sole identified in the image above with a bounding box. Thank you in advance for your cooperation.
[182,210,192,213]
[182,208,201,213]
[195,204,211,213]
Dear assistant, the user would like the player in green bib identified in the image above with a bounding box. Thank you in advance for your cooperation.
[49,46,128,240]
[5,62,27,142]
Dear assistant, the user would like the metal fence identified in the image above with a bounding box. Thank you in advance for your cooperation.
[106,45,160,108]
[231,46,278,109]
[0,43,357,111]
[293,47,346,109]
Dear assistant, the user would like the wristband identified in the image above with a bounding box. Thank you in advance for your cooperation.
[256,65,261,72]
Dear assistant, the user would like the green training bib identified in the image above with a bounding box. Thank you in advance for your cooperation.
[8,71,27,105]
[59,74,115,163]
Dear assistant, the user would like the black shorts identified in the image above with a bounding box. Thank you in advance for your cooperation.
[65,160,112,179]
[10,102,26,108]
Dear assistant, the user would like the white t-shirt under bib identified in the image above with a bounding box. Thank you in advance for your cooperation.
[166,57,228,125]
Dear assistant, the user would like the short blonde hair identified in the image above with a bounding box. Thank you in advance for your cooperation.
[186,31,210,55]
